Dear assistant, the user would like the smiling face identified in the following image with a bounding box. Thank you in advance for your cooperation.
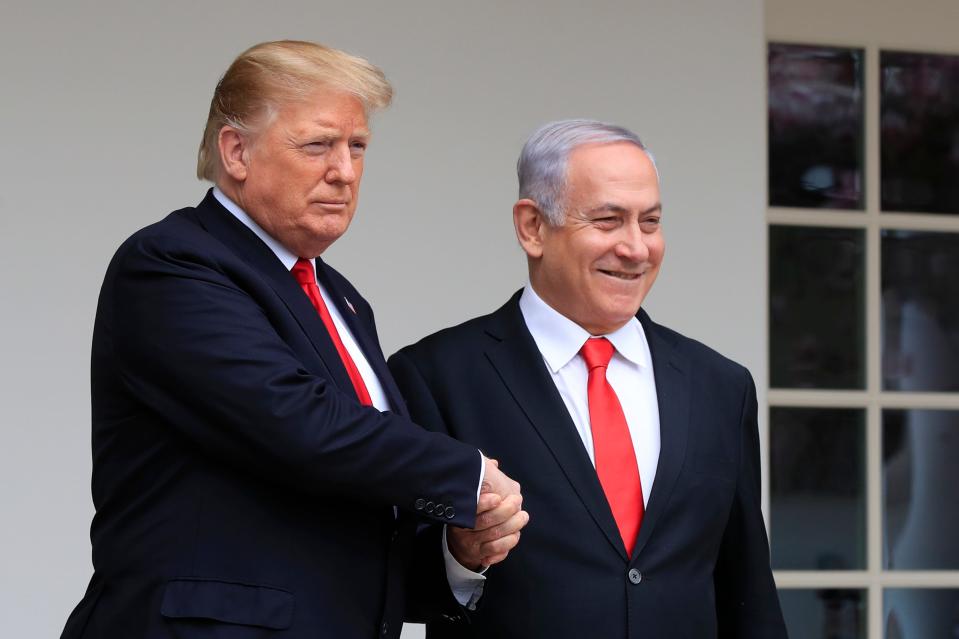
[218,88,370,258]
[519,141,664,335]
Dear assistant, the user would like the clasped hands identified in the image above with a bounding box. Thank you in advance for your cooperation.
[448,457,530,572]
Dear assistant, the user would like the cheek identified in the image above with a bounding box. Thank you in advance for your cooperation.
[651,238,666,263]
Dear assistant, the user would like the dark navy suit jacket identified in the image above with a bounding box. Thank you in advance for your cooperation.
[60,191,480,639]
[388,293,788,639]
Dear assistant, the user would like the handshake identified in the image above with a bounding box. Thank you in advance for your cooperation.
[448,457,530,572]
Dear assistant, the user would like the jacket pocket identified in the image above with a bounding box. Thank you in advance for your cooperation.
[160,578,294,629]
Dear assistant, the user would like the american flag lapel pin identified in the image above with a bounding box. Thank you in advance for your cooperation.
[344,297,357,314]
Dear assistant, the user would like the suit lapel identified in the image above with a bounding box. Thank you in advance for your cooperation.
[484,293,628,558]
[314,258,408,416]
[192,191,356,397]
[630,310,691,560]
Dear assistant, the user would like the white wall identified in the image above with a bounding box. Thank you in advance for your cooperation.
[0,1,765,636]
[767,0,959,46]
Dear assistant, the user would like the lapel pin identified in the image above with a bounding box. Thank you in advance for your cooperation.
[344,297,357,314]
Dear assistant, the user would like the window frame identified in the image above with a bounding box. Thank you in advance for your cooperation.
[767,41,959,639]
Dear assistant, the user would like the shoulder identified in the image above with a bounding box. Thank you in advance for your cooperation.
[111,196,221,259]
[641,311,752,388]
[108,206,208,268]
[103,199,256,295]
[395,305,506,364]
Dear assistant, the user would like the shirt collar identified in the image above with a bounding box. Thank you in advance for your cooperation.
[213,186,299,270]
[519,282,650,373]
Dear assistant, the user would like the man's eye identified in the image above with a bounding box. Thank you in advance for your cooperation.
[641,218,661,231]
[303,142,329,153]
[592,217,619,227]
[350,141,368,156]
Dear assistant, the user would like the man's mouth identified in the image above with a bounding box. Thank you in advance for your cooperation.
[598,269,642,281]
[316,200,349,209]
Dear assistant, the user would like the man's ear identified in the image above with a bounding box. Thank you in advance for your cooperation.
[513,199,548,259]
[217,126,250,182]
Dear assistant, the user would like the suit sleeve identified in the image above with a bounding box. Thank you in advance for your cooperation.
[106,233,479,526]
[388,349,454,437]
[389,348,479,625]
[714,370,788,638]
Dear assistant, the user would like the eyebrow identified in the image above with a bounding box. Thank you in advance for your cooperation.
[586,202,662,215]
[303,125,371,139]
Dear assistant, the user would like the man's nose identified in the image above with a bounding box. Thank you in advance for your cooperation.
[325,145,356,184]
[614,224,650,262]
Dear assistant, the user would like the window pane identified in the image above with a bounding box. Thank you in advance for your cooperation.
[770,226,866,389]
[883,410,959,570]
[881,51,959,214]
[780,589,866,639]
[771,408,866,570]
[882,230,959,391]
[884,589,959,637]
[769,43,864,209]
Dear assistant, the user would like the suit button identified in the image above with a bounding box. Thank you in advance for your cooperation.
[627,568,643,584]
[381,621,389,635]
[414,498,425,510]
[425,501,435,514]
[444,506,455,519]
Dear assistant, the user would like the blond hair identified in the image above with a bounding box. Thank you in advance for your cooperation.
[197,40,393,181]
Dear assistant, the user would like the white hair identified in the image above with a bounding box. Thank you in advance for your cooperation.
[517,119,657,225]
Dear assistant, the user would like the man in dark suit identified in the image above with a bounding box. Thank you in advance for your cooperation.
[60,41,526,639]
[389,120,788,638]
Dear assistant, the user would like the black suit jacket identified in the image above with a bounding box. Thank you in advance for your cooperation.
[388,292,787,639]
[60,191,480,639]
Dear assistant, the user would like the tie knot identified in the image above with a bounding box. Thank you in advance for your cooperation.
[580,337,615,370]
[291,258,316,287]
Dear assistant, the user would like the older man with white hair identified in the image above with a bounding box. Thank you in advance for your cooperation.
[390,119,787,638]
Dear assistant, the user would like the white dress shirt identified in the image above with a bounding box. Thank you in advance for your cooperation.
[519,284,661,507]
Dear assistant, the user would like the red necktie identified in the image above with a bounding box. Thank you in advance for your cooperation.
[580,337,644,555]
[291,258,372,406]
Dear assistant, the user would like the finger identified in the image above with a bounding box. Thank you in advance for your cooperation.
[480,509,528,542]
[481,463,521,498]
[477,492,502,515]
[481,530,523,567]
[482,552,509,566]
[480,494,523,527]
[472,509,528,546]
[473,495,522,530]
[479,531,522,560]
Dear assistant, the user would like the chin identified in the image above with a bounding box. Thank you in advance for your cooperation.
[304,224,348,246]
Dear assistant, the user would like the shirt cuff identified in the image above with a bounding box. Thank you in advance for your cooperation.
[442,525,487,610]
[477,452,486,500]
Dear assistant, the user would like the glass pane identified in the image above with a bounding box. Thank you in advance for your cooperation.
[768,43,864,209]
[780,589,866,639]
[883,410,959,570]
[771,408,866,570]
[770,226,866,389]
[882,230,959,391]
[884,589,959,638]
[881,51,959,213]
